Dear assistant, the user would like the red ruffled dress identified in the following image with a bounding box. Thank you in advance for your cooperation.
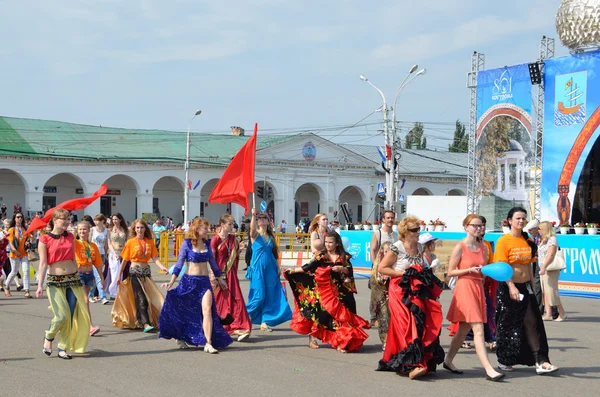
[285,252,370,352]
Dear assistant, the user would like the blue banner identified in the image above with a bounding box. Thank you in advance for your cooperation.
[476,64,533,123]
[541,51,600,226]
[340,231,600,299]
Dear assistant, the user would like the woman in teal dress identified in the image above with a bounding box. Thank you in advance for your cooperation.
[245,209,292,331]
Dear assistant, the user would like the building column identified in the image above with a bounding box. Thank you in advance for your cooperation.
[504,159,509,191]
[188,195,201,220]
[281,178,296,229]
[516,161,521,189]
[136,193,153,219]
[497,162,502,191]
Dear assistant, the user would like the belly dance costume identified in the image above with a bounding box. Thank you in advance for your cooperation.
[159,239,233,349]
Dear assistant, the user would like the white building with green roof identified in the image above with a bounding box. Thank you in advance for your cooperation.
[0,116,467,226]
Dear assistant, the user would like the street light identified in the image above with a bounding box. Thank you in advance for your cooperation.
[359,74,392,210]
[184,109,202,225]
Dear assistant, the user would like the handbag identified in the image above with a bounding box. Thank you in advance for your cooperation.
[546,246,566,271]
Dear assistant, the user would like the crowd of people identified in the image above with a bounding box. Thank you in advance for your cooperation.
[0,203,565,381]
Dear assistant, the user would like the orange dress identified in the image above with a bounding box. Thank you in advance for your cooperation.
[446,242,486,324]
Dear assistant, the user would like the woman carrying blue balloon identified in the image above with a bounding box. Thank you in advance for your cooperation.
[443,214,504,381]
[493,207,558,375]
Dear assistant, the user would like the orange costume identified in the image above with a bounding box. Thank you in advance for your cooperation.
[74,240,102,269]
[446,242,486,324]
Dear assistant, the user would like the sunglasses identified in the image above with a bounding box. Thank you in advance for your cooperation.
[15,216,23,218]
[408,227,420,233]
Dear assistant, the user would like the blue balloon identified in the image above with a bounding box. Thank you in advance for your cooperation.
[481,262,513,282]
[341,236,351,250]
[168,264,187,277]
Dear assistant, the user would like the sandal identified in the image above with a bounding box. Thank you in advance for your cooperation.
[57,349,72,360]
[42,338,53,356]
[143,326,155,333]
[536,362,559,375]
[488,341,497,351]
[4,288,12,297]
[204,343,218,354]
[90,327,100,336]
[542,315,553,321]
[461,342,473,349]
[24,291,32,298]
[309,336,319,349]
[260,324,273,332]
[336,346,347,354]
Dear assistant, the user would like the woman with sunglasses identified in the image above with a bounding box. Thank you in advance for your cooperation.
[3,212,31,298]
[376,216,444,380]
[246,209,292,332]
[111,219,167,332]
[37,209,91,359]
[443,214,504,381]
[159,217,233,353]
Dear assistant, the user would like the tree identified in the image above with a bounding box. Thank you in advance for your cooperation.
[476,116,511,194]
[421,136,427,150]
[405,122,425,149]
[449,120,468,152]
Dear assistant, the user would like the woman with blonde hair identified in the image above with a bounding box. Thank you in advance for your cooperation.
[37,208,91,359]
[105,213,127,299]
[211,214,251,341]
[443,214,504,381]
[376,216,444,379]
[309,213,329,255]
[159,218,232,353]
[538,221,567,321]
[111,219,167,333]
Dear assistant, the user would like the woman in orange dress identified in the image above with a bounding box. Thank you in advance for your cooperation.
[443,214,504,381]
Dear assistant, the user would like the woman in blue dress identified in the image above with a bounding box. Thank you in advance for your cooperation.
[159,218,232,353]
[246,209,292,332]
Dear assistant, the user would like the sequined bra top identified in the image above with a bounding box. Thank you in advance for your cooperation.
[172,239,221,278]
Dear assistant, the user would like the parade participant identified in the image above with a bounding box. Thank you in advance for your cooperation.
[538,221,567,322]
[159,217,233,353]
[286,231,370,352]
[106,213,127,299]
[245,209,292,332]
[369,210,397,339]
[524,219,543,312]
[37,209,91,359]
[74,221,105,336]
[111,219,167,332]
[494,207,558,375]
[443,214,505,381]
[211,214,251,342]
[480,216,498,349]
[90,213,109,304]
[376,216,444,380]
[3,211,31,298]
[309,213,329,255]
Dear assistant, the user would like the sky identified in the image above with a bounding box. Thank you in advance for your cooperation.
[0,0,571,151]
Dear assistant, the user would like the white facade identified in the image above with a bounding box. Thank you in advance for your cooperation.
[0,135,467,227]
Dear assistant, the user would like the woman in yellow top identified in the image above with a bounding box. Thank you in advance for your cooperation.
[75,221,105,337]
[494,207,558,375]
[3,211,31,298]
[111,219,168,333]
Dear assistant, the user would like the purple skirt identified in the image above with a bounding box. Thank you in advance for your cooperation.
[158,274,232,349]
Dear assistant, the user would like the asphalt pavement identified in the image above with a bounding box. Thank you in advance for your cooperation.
[1,266,598,396]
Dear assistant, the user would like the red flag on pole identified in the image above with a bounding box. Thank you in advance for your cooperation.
[24,184,108,236]
[188,180,193,190]
[208,123,257,215]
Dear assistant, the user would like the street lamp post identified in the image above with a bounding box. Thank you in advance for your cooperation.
[391,68,426,206]
[184,109,202,225]
[359,75,392,210]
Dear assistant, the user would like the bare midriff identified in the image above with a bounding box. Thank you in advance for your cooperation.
[511,264,531,284]
[186,262,211,276]
[48,260,78,276]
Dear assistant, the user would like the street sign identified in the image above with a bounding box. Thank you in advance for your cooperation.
[260,201,267,211]
[377,182,385,195]
[398,194,405,203]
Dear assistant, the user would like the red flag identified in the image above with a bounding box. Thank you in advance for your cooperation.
[208,123,257,215]
[24,184,108,236]
[188,180,193,190]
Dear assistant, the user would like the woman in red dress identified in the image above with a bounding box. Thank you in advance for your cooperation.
[211,214,252,342]
[443,214,504,381]
[285,231,370,353]
[376,216,444,379]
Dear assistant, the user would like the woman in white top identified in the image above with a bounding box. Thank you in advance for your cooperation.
[538,221,567,321]
[375,216,445,380]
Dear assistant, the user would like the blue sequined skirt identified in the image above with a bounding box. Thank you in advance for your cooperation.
[158,274,233,349]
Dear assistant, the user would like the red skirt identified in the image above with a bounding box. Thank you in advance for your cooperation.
[377,265,445,374]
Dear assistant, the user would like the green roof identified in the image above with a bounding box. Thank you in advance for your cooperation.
[0,116,297,165]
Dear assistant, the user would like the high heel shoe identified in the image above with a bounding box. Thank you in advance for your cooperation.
[42,338,53,356]
[57,349,72,360]
[204,343,218,354]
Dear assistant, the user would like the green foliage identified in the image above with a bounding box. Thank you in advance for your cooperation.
[476,116,511,193]
[405,122,426,149]
[449,120,468,153]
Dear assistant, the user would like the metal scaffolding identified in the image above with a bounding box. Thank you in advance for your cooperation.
[533,36,555,220]
[466,51,485,214]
